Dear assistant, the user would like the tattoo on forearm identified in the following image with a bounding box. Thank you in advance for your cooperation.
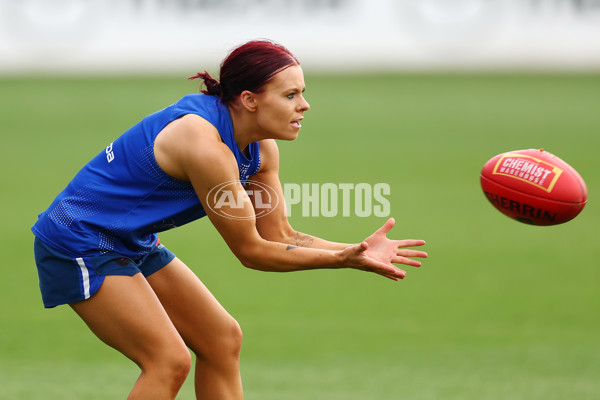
[293,233,314,248]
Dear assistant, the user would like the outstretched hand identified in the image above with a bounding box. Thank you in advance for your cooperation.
[341,218,427,281]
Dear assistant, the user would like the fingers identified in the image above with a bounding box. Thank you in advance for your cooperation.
[391,256,422,267]
[377,258,407,279]
[376,217,396,235]
[396,239,426,248]
[397,249,428,258]
[350,241,369,256]
[391,249,428,267]
[366,258,406,280]
[346,241,368,256]
[355,223,428,280]
[394,243,428,268]
[381,267,406,280]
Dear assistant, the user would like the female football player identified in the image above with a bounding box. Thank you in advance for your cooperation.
[32,40,427,399]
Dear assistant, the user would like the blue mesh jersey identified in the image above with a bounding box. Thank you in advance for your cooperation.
[32,94,261,258]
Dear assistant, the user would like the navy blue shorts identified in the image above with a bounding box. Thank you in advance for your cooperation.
[33,237,176,308]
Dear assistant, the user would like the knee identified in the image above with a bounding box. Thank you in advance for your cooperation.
[148,344,192,388]
[169,347,193,384]
[226,318,243,358]
[196,317,243,364]
[216,317,243,359]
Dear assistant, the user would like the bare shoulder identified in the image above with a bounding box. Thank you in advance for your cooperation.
[155,114,236,181]
[157,114,222,148]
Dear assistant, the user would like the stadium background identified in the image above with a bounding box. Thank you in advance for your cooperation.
[1,1,599,399]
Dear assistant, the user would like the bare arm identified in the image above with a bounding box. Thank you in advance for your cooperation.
[155,115,426,280]
[247,139,428,279]
[246,139,349,251]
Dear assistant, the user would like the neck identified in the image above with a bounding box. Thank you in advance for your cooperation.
[228,104,260,154]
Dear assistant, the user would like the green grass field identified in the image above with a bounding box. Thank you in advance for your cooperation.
[1,73,599,399]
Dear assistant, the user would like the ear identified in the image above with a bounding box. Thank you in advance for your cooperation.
[239,90,258,112]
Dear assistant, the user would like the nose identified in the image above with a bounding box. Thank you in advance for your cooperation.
[299,95,310,112]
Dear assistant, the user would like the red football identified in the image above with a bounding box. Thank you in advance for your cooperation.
[480,149,587,225]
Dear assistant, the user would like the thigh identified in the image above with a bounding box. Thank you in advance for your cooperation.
[145,258,239,353]
[70,273,187,366]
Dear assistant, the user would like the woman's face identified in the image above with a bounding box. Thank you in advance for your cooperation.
[253,65,310,141]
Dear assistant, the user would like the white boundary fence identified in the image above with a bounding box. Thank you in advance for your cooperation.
[1,0,600,74]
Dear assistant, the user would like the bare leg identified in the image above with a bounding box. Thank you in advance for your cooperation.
[147,258,244,399]
[70,273,192,400]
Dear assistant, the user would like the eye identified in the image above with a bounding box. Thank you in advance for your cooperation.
[286,93,295,99]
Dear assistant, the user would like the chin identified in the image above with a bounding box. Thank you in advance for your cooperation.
[287,131,300,141]
[275,130,299,141]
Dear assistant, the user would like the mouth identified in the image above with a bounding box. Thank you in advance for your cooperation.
[290,117,303,129]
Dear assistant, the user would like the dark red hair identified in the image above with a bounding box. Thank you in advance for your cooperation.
[189,40,300,105]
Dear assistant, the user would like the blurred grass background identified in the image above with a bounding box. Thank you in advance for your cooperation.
[1,73,598,399]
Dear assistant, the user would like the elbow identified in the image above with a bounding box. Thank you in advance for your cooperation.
[231,242,264,271]
[237,254,259,270]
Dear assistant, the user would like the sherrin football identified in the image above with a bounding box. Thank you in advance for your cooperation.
[480,149,587,225]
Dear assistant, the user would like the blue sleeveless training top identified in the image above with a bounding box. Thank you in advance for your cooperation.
[32,94,261,258]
